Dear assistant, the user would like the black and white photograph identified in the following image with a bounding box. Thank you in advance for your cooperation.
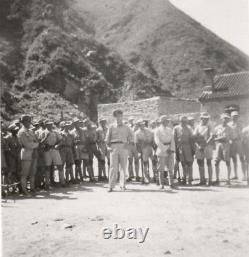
[1,0,249,256]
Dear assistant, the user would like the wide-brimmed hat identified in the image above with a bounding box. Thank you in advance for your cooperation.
[160,115,170,122]
[200,112,210,119]
[231,111,239,117]
[113,109,123,117]
[8,123,19,131]
[20,114,32,123]
[220,113,230,119]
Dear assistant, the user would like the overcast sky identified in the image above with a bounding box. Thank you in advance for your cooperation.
[170,0,249,55]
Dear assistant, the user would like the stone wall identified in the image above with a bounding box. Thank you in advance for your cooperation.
[98,96,201,124]
[98,97,160,123]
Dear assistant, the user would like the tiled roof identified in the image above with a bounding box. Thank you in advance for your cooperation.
[199,71,249,101]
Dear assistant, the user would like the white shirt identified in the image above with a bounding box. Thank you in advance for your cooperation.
[154,125,175,156]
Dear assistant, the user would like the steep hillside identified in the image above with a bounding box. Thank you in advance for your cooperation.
[73,0,249,97]
[0,0,169,122]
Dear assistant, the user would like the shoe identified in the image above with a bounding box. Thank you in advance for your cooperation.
[136,176,140,182]
[214,180,220,186]
[169,185,176,189]
[227,180,231,185]
[107,188,113,192]
[231,176,238,180]
[120,186,126,191]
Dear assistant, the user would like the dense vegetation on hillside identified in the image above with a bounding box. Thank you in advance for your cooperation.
[0,0,169,121]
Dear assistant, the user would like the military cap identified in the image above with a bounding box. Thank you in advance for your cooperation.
[188,116,195,121]
[200,112,210,119]
[12,119,21,126]
[231,111,239,117]
[137,119,145,125]
[8,123,19,131]
[160,115,170,122]
[72,117,80,123]
[45,120,53,125]
[220,113,230,119]
[20,114,32,123]
[65,121,72,126]
[59,121,66,127]
[99,118,107,123]
[180,115,188,122]
[113,109,123,117]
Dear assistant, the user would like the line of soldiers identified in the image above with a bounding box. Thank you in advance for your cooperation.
[1,115,110,196]
[1,109,249,195]
[106,109,249,191]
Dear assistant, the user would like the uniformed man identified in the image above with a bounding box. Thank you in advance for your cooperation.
[188,116,195,130]
[34,119,46,189]
[105,109,133,192]
[149,119,159,183]
[84,118,99,182]
[71,118,87,182]
[17,115,39,195]
[213,113,233,185]
[135,119,154,184]
[41,120,65,189]
[59,121,75,184]
[154,116,175,189]
[229,111,245,180]
[174,116,195,185]
[127,118,139,181]
[193,113,214,186]
[1,124,8,196]
[242,125,249,184]
[5,124,22,186]
[96,118,109,181]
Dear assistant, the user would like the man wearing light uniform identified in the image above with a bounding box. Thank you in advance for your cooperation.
[214,113,233,185]
[194,112,214,185]
[18,115,39,195]
[105,109,133,192]
[135,119,154,183]
[229,111,245,180]
[154,115,175,189]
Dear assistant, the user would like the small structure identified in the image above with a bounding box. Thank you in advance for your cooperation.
[199,70,249,124]
[98,96,200,123]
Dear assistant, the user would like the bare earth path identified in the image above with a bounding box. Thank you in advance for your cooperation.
[2,170,249,257]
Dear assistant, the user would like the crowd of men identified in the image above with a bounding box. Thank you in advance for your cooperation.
[1,108,249,196]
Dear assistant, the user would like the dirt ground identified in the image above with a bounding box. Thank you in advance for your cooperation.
[2,163,249,257]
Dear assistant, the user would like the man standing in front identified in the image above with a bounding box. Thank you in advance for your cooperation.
[214,113,233,185]
[174,116,195,185]
[17,115,39,195]
[105,109,133,192]
[154,116,175,189]
[229,111,246,180]
[135,120,154,184]
[194,113,214,186]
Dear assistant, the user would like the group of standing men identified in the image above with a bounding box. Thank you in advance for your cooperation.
[1,108,249,195]
[1,115,110,196]
[107,109,249,192]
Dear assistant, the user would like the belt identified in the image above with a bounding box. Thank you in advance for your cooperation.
[111,141,124,144]
[75,142,84,146]
[61,145,72,148]
[163,142,171,145]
